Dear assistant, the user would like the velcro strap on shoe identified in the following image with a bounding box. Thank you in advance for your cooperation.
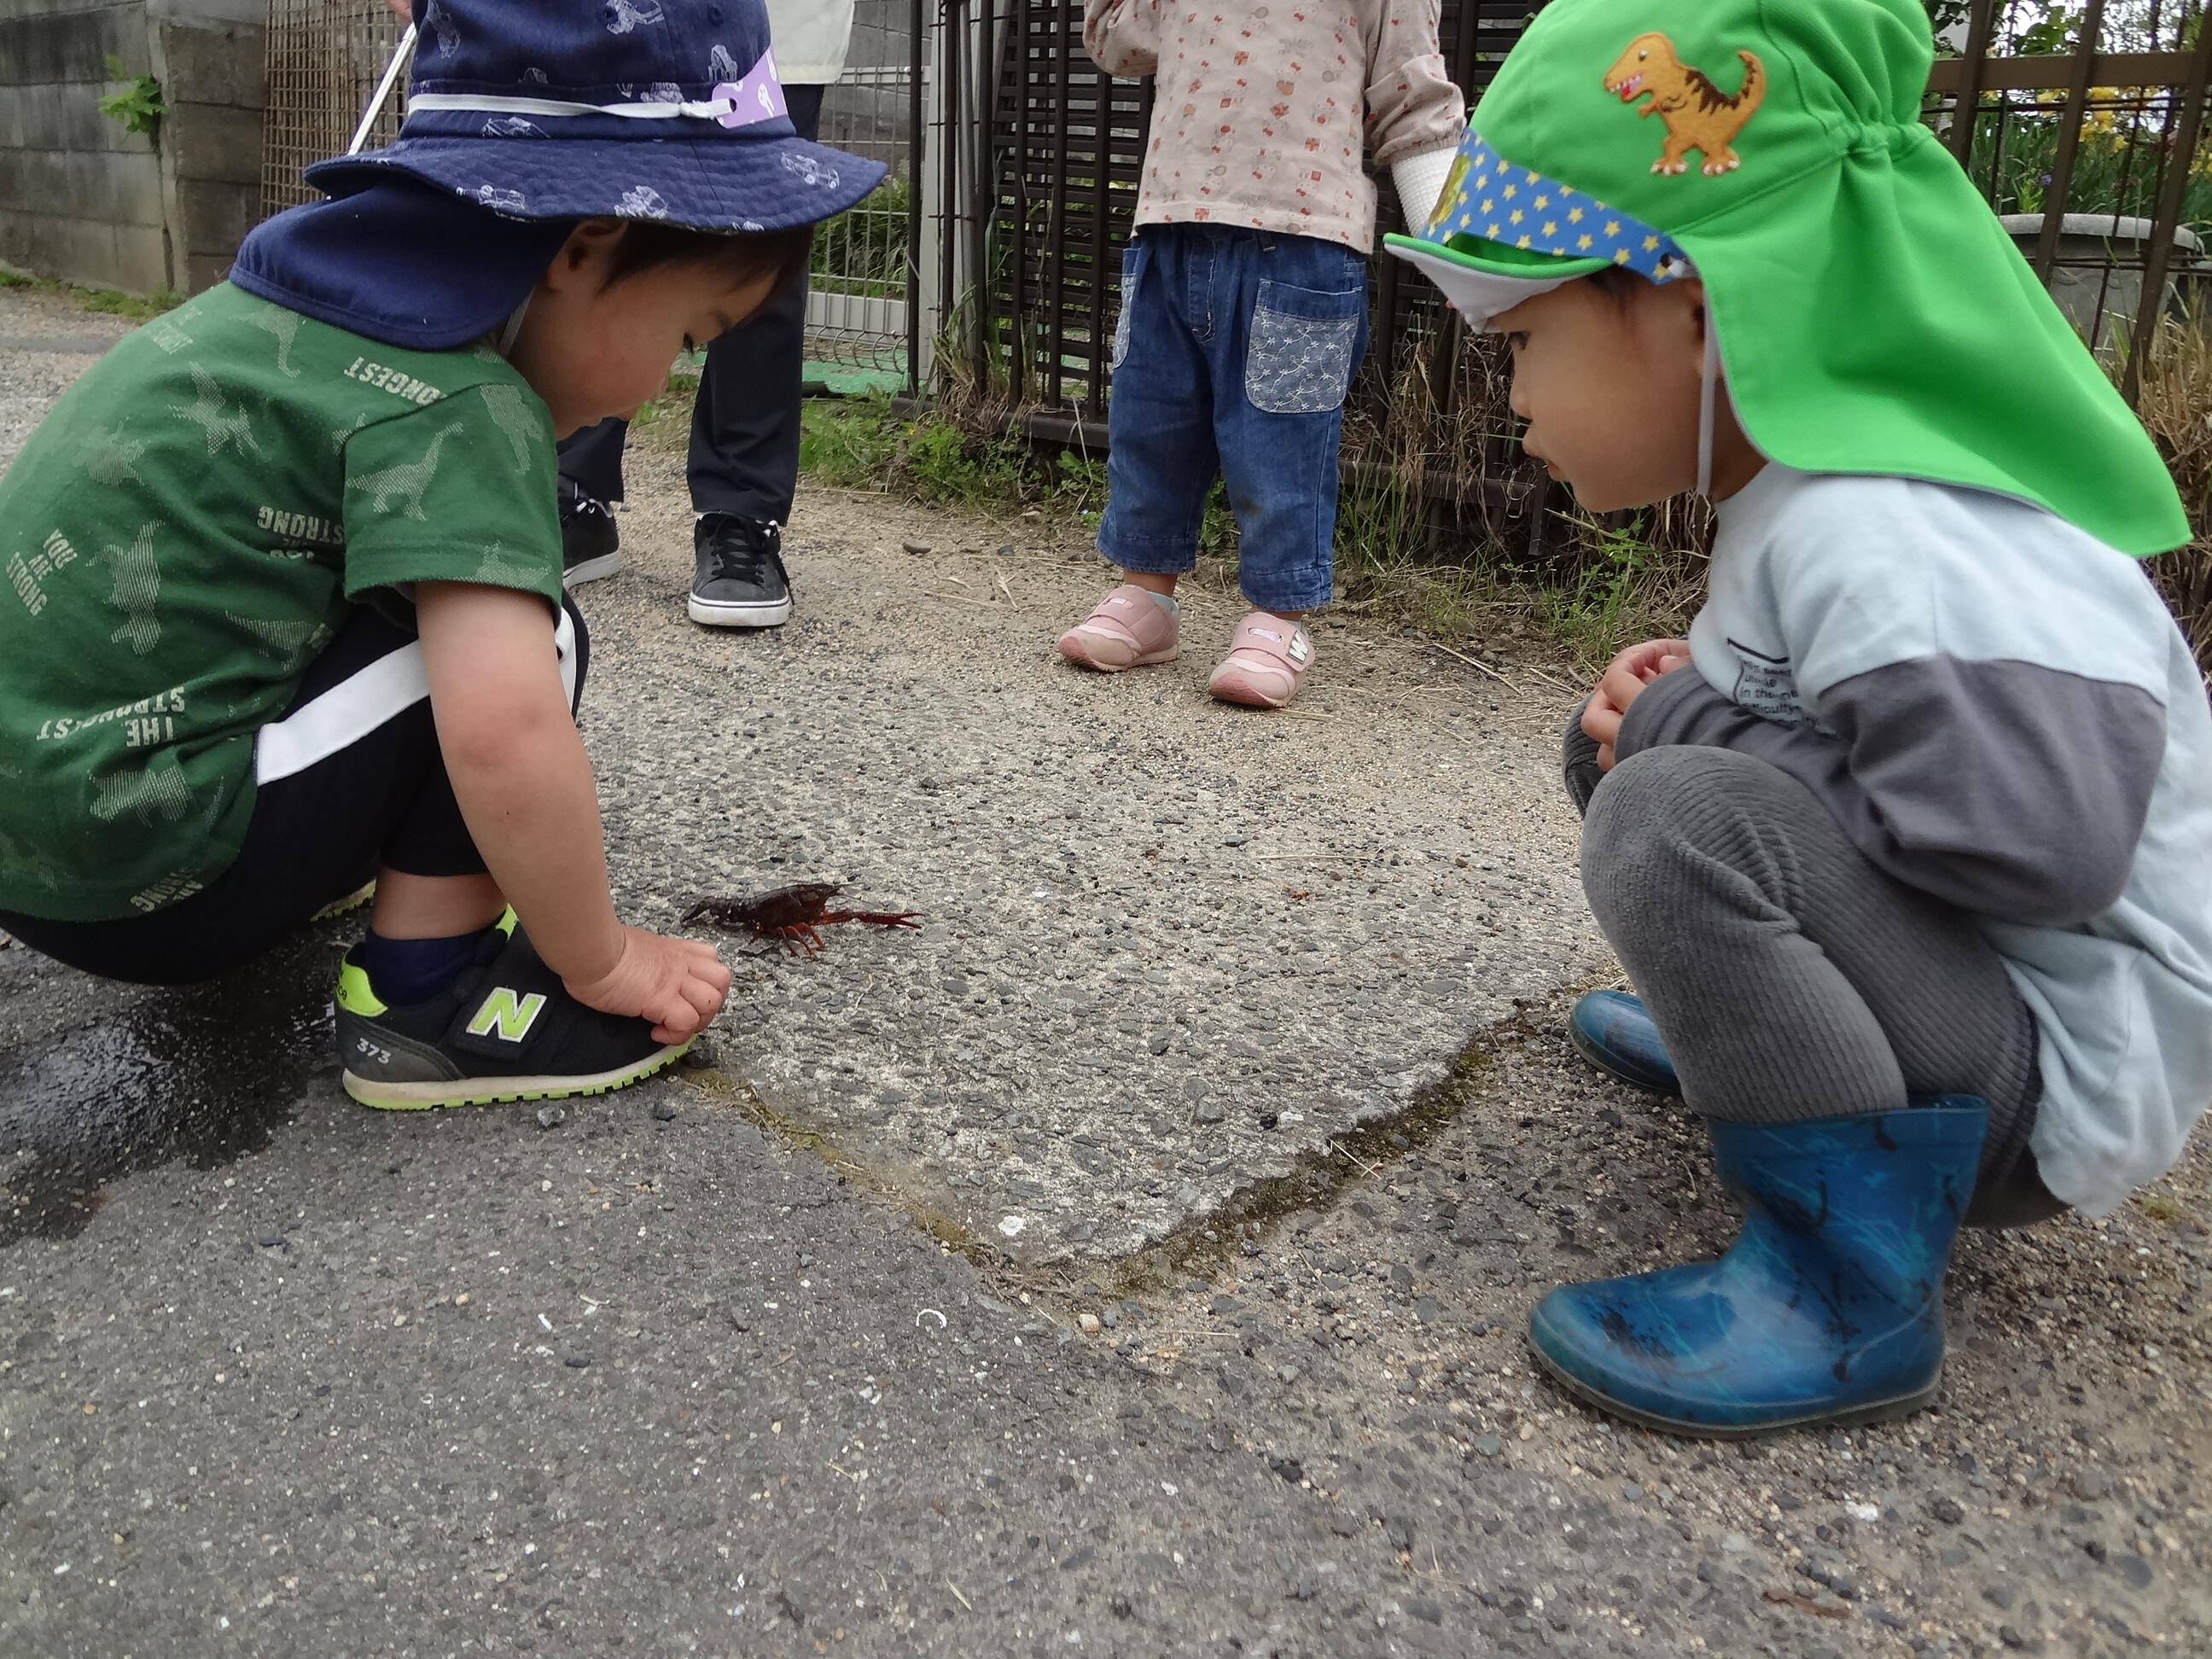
[445,926,568,1063]
[1227,615,1313,671]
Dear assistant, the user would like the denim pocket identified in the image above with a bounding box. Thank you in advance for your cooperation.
[1110,242,1146,371]
[1244,279,1364,415]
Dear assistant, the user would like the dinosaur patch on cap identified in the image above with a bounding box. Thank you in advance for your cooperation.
[1604,33,1767,178]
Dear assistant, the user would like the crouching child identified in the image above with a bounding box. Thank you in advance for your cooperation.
[0,0,885,1109]
[1387,0,2212,1435]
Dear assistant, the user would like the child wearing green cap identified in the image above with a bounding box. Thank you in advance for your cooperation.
[1388,0,2212,1437]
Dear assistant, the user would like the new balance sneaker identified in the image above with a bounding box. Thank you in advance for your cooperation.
[560,480,623,587]
[335,911,690,1109]
[689,513,792,627]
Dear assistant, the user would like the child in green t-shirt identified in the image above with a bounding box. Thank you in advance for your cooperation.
[0,0,886,1108]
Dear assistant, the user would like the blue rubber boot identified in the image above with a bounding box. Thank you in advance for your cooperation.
[1568,989,1680,1097]
[1528,1098,1988,1438]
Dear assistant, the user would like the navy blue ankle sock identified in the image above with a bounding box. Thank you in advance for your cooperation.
[360,926,493,1006]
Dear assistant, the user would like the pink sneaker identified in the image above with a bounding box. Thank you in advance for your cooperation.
[1208,612,1316,708]
[1057,584,1181,672]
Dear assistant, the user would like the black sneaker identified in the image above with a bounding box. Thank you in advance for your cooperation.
[335,911,688,1109]
[560,480,623,587]
[689,512,792,627]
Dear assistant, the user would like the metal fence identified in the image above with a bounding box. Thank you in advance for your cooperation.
[258,2,924,386]
[809,2,924,382]
[928,0,2212,546]
[1927,1,2212,401]
[257,3,2212,476]
[261,0,408,219]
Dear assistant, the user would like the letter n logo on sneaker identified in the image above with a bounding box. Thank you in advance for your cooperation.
[466,987,547,1044]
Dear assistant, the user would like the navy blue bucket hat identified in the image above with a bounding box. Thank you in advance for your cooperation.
[305,0,887,232]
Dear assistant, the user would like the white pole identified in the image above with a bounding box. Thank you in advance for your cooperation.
[348,24,418,155]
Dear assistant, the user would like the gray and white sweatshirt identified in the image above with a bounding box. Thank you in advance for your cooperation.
[1619,464,2212,1216]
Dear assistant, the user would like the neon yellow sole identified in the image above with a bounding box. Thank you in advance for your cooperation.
[341,1039,691,1111]
[312,881,378,923]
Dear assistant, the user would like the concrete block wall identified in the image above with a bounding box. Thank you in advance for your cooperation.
[0,0,265,297]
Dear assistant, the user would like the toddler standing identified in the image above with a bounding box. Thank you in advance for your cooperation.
[1060,2,1465,708]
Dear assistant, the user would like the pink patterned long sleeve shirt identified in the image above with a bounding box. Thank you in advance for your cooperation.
[1083,0,1466,252]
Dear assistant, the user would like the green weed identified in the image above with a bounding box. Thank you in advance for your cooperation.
[97,57,166,142]
[813,170,911,299]
[0,267,183,318]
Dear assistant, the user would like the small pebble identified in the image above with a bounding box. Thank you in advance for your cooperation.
[679,1040,717,1069]
[2071,1466,2114,1501]
[901,540,932,555]
[1078,1313,1103,1335]
[650,1102,679,1122]
[535,1105,567,1130]
[563,1355,591,1369]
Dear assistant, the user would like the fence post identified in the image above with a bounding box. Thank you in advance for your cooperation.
[1947,0,1998,165]
[2122,18,2212,405]
[908,0,929,396]
[2029,0,2110,282]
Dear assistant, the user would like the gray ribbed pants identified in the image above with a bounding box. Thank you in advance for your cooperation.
[1567,719,2064,1230]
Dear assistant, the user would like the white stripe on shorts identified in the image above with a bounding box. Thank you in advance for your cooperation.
[254,606,579,786]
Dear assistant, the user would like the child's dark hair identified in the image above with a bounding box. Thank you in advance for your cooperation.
[601,219,817,300]
[1585,264,1644,307]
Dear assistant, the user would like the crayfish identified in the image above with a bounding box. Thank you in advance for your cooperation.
[682,882,922,957]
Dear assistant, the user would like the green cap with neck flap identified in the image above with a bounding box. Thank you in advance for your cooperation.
[1384,0,2189,557]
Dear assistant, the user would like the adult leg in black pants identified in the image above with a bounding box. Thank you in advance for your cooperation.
[555,83,827,629]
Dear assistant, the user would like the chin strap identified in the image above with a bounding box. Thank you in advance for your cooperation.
[350,25,417,155]
[1696,308,1720,499]
[497,298,532,357]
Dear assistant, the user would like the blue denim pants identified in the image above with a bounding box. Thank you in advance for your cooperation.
[1098,224,1371,614]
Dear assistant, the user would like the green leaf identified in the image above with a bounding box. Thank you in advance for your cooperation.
[96,58,167,141]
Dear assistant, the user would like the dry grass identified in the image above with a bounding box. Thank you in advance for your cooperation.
[912,301,2212,680]
[2134,317,2212,680]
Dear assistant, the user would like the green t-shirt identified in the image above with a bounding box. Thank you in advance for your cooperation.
[0,282,561,922]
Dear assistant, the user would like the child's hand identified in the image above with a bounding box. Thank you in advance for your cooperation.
[564,926,732,1045]
[1582,638,1692,771]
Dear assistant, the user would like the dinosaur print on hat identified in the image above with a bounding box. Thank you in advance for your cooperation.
[1604,33,1766,178]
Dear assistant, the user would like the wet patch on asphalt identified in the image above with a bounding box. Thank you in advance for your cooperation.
[0,937,339,1246]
